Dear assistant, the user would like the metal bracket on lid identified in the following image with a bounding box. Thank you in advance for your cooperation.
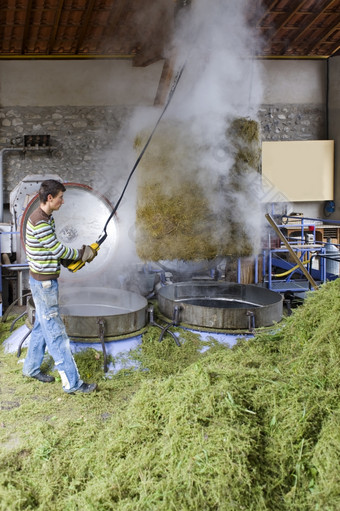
[97,317,108,372]
[172,305,182,326]
[246,311,255,333]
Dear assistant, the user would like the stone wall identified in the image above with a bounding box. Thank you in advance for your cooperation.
[0,106,132,203]
[0,103,326,203]
[259,104,326,141]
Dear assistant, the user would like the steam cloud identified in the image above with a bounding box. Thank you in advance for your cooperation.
[92,0,266,286]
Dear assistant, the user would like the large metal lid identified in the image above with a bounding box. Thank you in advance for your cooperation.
[20,182,118,282]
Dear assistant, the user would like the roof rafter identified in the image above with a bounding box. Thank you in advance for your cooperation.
[286,0,338,48]
[306,17,340,53]
[47,0,65,54]
[21,0,33,54]
[75,0,96,54]
[266,0,307,41]
[0,0,339,60]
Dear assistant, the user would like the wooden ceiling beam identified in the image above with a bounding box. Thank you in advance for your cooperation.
[153,56,176,106]
[258,1,309,55]
[132,0,174,67]
[329,42,340,56]
[75,0,96,54]
[256,0,279,27]
[286,0,338,47]
[1,0,340,59]
[21,0,33,54]
[306,18,340,54]
[267,0,308,40]
[106,0,132,33]
[276,1,339,56]
[47,0,65,55]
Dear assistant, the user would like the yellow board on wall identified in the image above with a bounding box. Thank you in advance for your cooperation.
[262,140,334,202]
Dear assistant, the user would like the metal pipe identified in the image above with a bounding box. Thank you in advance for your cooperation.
[254,256,259,284]
[0,148,23,222]
[17,270,23,306]
[237,258,241,283]
[281,215,340,225]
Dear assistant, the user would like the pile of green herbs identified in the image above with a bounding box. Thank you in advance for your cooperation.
[1,279,340,510]
[135,117,261,260]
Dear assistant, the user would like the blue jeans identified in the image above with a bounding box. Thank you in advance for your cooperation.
[23,276,83,393]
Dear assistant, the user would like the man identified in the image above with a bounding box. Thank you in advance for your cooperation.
[23,179,98,394]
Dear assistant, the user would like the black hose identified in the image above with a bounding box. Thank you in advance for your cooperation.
[97,64,186,246]
[10,311,27,332]
[17,328,32,358]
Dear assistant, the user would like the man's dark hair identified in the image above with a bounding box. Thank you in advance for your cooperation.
[39,180,66,203]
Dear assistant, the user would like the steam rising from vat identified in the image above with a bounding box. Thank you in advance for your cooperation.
[170,0,264,121]
[165,0,265,212]
[92,0,265,277]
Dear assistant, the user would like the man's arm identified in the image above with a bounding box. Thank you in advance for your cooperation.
[26,218,82,262]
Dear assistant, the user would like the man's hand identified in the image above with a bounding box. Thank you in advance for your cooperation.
[81,245,98,263]
[61,259,74,268]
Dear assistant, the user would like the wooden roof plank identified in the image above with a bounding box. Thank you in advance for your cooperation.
[0,0,339,59]
[74,0,96,54]
[21,0,33,54]
[329,42,340,56]
[287,0,338,46]
[265,0,308,39]
[306,18,340,53]
[47,0,65,54]
[256,0,280,27]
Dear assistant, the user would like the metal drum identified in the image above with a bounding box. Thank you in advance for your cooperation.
[27,287,148,339]
[157,281,283,330]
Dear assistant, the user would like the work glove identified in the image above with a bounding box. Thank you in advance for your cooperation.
[81,245,97,263]
[61,259,74,268]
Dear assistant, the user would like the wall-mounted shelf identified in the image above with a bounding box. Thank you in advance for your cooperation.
[23,135,52,157]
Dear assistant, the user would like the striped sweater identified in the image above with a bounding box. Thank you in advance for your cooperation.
[26,207,81,281]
